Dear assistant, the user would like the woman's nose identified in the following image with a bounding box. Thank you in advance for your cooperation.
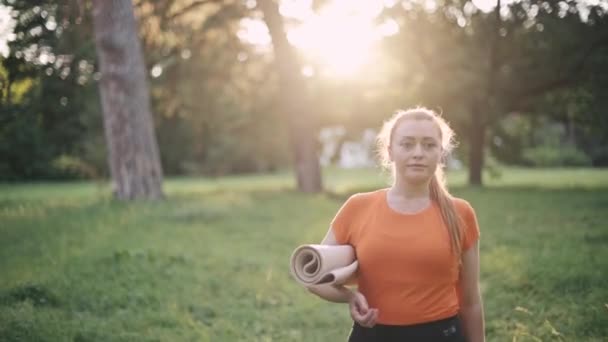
[412,143,423,156]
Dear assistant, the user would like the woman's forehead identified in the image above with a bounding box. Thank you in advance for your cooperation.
[393,119,441,139]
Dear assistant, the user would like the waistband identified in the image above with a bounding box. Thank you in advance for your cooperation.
[353,315,461,337]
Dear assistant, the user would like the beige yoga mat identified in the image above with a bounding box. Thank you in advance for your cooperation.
[290,244,358,286]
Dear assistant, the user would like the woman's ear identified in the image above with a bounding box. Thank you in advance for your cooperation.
[387,145,393,162]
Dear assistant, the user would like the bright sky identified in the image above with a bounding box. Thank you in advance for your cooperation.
[471,0,501,12]
[237,0,608,78]
[283,0,394,78]
[238,0,510,79]
[1,0,607,73]
[0,5,14,57]
[239,0,400,79]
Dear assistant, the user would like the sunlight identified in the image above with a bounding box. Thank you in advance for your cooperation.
[471,0,498,12]
[0,5,15,57]
[239,0,397,79]
[471,0,521,12]
[286,0,387,78]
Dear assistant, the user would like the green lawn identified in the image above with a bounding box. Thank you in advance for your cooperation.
[1,167,607,341]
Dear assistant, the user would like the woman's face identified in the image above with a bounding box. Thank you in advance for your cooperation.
[388,118,442,185]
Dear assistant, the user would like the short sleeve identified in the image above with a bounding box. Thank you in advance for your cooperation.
[330,194,360,245]
[458,199,480,251]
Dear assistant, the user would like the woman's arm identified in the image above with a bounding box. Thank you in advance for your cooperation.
[459,241,485,342]
[305,227,379,327]
[306,227,355,303]
[306,283,354,303]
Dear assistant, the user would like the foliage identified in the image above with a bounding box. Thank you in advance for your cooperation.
[0,0,102,181]
[139,0,291,176]
[491,112,597,167]
[1,0,607,181]
[523,144,592,167]
[378,0,608,181]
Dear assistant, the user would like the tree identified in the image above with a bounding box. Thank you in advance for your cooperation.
[381,0,608,185]
[132,0,290,176]
[91,0,164,200]
[257,0,322,193]
[0,0,102,181]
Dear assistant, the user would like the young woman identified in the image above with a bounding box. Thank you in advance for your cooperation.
[307,108,485,341]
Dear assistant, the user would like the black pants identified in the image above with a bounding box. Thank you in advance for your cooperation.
[347,315,466,342]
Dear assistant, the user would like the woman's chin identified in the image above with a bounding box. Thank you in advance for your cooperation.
[402,173,432,184]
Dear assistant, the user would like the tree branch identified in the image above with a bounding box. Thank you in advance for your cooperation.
[507,34,608,111]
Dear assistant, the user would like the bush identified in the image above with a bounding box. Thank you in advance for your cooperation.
[522,145,592,167]
[589,145,608,166]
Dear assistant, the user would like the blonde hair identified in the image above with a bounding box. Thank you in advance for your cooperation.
[376,107,464,260]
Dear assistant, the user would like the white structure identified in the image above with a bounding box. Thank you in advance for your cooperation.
[319,126,376,168]
[319,125,463,170]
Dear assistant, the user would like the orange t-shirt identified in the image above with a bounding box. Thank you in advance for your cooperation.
[331,188,480,325]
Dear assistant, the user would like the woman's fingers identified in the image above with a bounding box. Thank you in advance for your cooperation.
[353,307,378,328]
[361,308,378,327]
[360,309,374,326]
[349,292,367,318]
[354,305,371,320]
[350,303,367,321]
[348,291,378,328]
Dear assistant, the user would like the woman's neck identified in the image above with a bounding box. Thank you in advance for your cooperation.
[391,178,430,199]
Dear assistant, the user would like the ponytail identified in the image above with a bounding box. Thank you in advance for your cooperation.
[429,167,464,262]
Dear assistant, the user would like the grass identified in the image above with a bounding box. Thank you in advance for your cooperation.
[0,167,607,341]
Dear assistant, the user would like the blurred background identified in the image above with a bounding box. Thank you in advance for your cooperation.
[1,0,607,341]
[1,0,607,188]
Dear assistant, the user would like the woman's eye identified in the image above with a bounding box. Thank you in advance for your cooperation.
[425,143,437,148]
[401,142,414,148]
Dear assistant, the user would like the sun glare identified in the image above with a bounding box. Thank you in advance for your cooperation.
[471,0,496,12]
[238,0,529,77]
[287,0,388,78]
[239,0,398,79]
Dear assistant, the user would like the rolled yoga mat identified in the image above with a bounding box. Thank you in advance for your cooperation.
[290,244,358,286]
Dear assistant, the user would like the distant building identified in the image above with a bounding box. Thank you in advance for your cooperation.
[318,126,377,168]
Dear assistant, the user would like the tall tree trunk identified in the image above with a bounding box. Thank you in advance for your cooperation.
[468,104,485,186]
[468,0,502,186]
[91,0,164,200]
[258,0,322,193]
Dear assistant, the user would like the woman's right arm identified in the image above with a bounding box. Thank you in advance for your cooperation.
[306,227,379,327]
[305,227,354,303]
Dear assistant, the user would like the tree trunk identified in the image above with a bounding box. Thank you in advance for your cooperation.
[91,0,164,200]
[468,105,485,186]
[467,0,501,187]
[258,0,322,193]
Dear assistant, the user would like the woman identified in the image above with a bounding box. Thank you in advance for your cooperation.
[307,108,485,341]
